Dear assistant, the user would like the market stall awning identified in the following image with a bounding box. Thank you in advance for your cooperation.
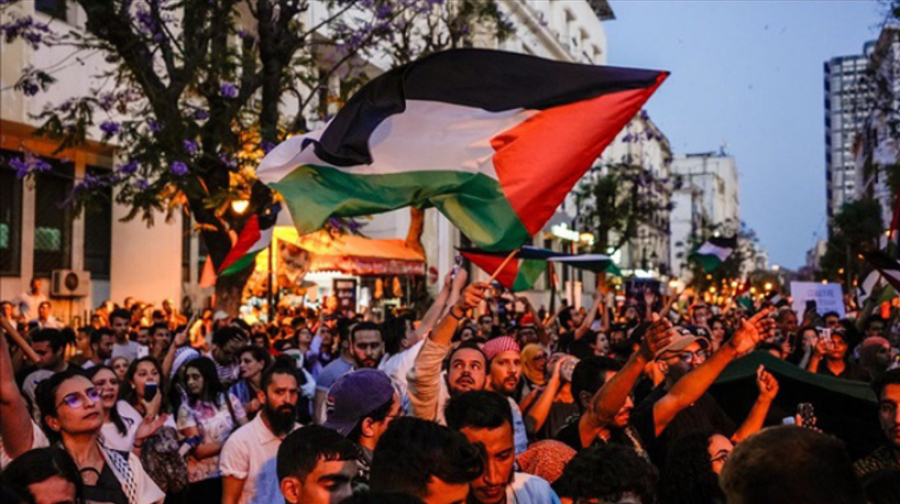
[263,228,426,277]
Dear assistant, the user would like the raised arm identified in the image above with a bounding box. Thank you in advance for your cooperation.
[574,293,603,341]
[0,314,35,460]
[420,272,453,339]
[519,297,548,346]
[652,309,774,436]
[731,366,779,443]
[589,319,673,427]
[162,324,190,378]
[524,356,574,435]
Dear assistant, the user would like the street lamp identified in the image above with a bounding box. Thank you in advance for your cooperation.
[231,199,249,215]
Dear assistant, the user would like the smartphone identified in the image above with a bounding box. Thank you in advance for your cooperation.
[805,299,817,313]
[818,327,832,344]
[797,402,815,428]
[145,381,158,401]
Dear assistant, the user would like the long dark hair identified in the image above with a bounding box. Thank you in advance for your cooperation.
[86,365,128,436]
[183,357,226,407]
[658,431,726,504]
[120,356,170,413]
[34,368,90,443]
[1,447,85,504]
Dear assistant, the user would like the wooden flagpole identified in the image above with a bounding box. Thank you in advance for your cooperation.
[487,249,519,285]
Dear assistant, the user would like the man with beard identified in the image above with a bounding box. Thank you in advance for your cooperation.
[482,336,529,454]
[446,391,561,504]
[109,308,145,363]
[855,369,900,477]
[86,327,114,368]
[221,362,302,504]
[349,322,385,369]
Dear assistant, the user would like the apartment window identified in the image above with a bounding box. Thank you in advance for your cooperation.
[33,159,73,277]
[36,0,67,20]
[0,151,23,276]
[83,166,112,280]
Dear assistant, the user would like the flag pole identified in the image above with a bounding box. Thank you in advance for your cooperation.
[0,315,39,363]
[487,249,519,285]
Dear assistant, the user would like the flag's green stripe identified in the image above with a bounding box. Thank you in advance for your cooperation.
[219,253,258,277]
[691,253,723,273]
[604,262,622,277]
[270,165,530,251]
[512,259,546,292]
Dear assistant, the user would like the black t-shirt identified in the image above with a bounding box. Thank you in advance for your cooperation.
[537,401,580,440]
[817,360,869,381]
[631,385,736,468]
[83,461,129,504]
[555,415,648,455]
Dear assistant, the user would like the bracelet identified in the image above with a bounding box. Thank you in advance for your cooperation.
[449,306,465,321]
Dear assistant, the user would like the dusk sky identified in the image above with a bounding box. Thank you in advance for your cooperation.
[606,0,887,269]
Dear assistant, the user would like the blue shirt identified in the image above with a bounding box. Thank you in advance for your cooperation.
[315,357,354,392]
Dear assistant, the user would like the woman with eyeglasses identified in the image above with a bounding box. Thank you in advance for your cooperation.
[1,447,85,504]
[178,357,248,502]
[657,431,729,504]
[34,369,164,504]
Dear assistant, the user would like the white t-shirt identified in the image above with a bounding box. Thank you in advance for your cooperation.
[507,472,562,504]
[112,340,148,363]
[100,401,143,452]
[0,420,49,470]
[15,291,47,321]
[219,413,300,504]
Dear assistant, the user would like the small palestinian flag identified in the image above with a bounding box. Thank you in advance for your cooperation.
[460,246,561,292]
[862,251,900,291]
[764,291,789,308]
[548,254,622,276]
[690,236,737,273]
[257,49,667,252]
[218,204,281,276]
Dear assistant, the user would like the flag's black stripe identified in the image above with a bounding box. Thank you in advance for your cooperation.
[310,48,667,167]
[708,235,738,249]
[863,251,900,272]
[458,245,564,260]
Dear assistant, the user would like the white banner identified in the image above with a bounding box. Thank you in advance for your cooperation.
[790,281,845,320]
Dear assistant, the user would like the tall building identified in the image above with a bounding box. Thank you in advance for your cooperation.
[856,26,900,229]
[824,41,875,226]
[669,151,740,277]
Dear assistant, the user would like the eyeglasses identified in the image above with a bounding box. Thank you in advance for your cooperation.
[675,349,708,363]
[58,388,101,409]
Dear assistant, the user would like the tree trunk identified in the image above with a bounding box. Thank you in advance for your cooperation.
[406,207,426,256]
[215,265,254,316]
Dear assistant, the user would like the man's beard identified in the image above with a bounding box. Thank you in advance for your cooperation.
[264,402,297,436]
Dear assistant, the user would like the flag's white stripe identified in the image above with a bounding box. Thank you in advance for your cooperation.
[695,242,733,262]
[246,226,274,254]
[257,100,532,184]
[547,254,613,263]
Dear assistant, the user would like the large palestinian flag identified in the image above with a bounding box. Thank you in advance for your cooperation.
[690,236,737,273]
[257,49,667,251]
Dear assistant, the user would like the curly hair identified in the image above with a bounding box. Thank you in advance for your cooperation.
[553,444,658,504]
[658,432,725,504]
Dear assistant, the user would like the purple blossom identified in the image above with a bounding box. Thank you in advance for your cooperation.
[119,161,139,175]
[261,140,276,154]
[375,3,393,20]
[148,120,163,133]
[21,81,38,96]
[347,220,362,231]
[193,109,209,120]
[99,121,120,135]
[98,92,115,111]
[0,16,51,49]
[328,217,341,229]
[220,82,238,98]
[32,156,52,172]
[135,179,150,190]
[170,161,189,176]
[9,158,29,177]
[219,153,238,169]
[184,139,199,154]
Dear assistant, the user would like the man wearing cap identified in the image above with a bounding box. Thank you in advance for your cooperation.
[483,335,530,455]
[323,369,401,486]
[627,309,780,467]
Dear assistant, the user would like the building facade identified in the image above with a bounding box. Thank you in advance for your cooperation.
[668,151,741,277]
[824,41,876,225]
[855,26,900,229]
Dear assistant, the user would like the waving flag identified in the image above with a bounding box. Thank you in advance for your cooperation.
[218,204,281,276]
[690,236,737,273]
[862,250,900,291]
[257,49,667,251]
[460,246,620,291]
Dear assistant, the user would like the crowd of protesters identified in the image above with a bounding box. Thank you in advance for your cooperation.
[2,270,900,504]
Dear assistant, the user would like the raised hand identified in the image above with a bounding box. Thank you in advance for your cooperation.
[756,365,779,402]
[456,282,488,311]
[729,308,775,355]
[640,318,675,360]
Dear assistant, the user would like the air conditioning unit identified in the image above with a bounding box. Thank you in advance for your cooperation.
[51,270,91,298]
